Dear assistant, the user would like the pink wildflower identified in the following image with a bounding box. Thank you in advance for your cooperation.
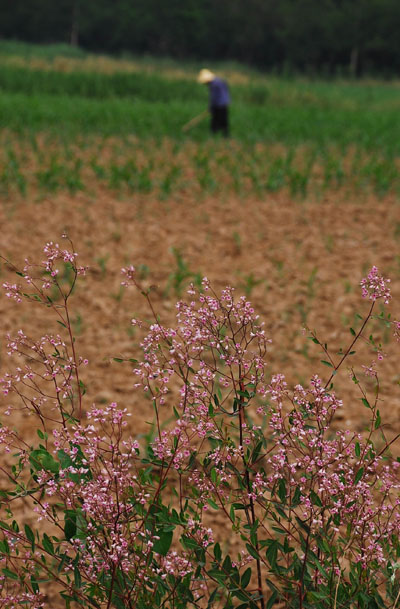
[360,266,391,304]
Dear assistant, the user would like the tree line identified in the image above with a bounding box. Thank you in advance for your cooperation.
[1,0,400,76]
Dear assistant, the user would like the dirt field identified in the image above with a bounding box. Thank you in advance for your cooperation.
[1,186,400,441]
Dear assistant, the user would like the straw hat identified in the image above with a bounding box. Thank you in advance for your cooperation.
[197,68,216,84]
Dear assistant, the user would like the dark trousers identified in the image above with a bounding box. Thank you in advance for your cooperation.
[211,106,229,137]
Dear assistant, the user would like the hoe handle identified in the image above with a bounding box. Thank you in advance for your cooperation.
[182,110,209,132]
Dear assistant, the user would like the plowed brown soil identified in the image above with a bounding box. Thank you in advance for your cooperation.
[1,187,400,436]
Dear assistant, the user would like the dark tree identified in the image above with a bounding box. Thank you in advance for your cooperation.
[1,0,400,75]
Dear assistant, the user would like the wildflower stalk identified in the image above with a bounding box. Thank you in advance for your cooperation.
[1,252,400,608]
[239,376,265,609]
[309,300,376,392]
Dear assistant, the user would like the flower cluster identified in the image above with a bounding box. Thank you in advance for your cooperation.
[0,331,80,420]
[0,587,44,609]
[266,377,400,569]
[120,264,136,287]
[1,282,22,303]
[360,265,391,304]
[2,237,87,306]
[132,281,270,441]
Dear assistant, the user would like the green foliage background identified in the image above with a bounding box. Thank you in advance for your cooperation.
[1,0,400,75]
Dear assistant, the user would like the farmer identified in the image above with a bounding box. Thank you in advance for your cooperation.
[197,69,230,137]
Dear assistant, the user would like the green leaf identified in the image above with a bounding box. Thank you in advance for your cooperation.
[181,535,199,550]
[2,568,18,580]
[251,440,264,464]
[84,596,101,608]
[206,588,219,609]
[354,467,364,485]
[30,576,39,594]
[207,498,219,510]
[310,489,322,507]
[57,449,73,469]
[246,543,260,560]
[271,526,286,535]
[361,398,371,409]
[75,509,87,540]
[349,327,356,336]
[79,380,86,395]
[60,592,74,609]
[265,540,279,568]
[207,569,226,585]
[375,409,381,429]
[153,530,173,556]
[320,360,333,368]
[11,521,19,533]
[222,554,232,573]
[111,595,127,609]
[275,505,288,520]
[292,485,301,506]
[295,517,310,534]
[24,524,35,550]
[310,555,329,580]
[241,567,251,589]
[308,590,329,601]
[214,542,222,562]
[265,578,280,594]
[232,502,246,511]
[266,591,278,609]
[113,357,124,363]
[277,478,286,503]
[42,533,54,555]
[355,441,361,457]
[74,565,82,588]
[29,449,59,474]
[64,510,77,541]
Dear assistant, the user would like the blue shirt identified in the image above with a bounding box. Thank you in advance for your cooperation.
[209,77,230,108]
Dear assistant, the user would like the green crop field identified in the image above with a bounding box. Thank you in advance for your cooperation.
[0,41,399,148]
[0,40,399,199]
